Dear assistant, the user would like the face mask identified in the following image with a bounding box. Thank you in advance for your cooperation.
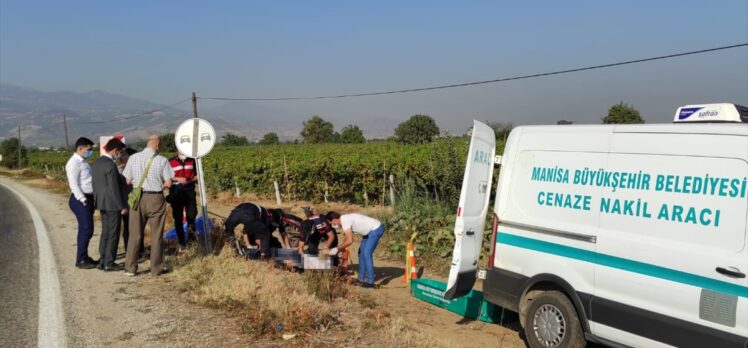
[83,149,94,159]
[113,153,122,161]
[178,155,187,160]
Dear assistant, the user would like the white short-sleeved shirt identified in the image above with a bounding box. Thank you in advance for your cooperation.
[340,213,381,236]
[122,147,174,191]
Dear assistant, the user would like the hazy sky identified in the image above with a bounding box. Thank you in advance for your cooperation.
[1,1,747,133]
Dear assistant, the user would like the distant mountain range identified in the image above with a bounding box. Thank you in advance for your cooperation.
[0,83,399,147]
[0,83,310,147]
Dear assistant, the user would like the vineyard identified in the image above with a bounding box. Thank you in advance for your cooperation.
[25,138,504,267]
[203,138,478,204]
[28,137,504,205]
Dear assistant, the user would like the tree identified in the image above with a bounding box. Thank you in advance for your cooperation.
[339,124,365,143]
[221,133,250,146]
[486,121,514,141]
[129,138,148,150]
[160,133,177,153]
[602,102,645,124]
[394,114,440,144]
[300,116,334,143]
[0,137,27,168]
[259,132,280,145]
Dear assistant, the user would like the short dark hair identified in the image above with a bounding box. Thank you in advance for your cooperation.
[104,138,126,152]
[269,208,285,222]
[124,147,137,156]
[326,211,341,221]
[74,137,94,149]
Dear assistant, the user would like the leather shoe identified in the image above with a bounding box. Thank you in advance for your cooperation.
[86,256,100,264]
[104,263,125,272]
[76,260,97,269]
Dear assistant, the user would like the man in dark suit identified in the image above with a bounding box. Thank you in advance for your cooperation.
[92,138,128,271]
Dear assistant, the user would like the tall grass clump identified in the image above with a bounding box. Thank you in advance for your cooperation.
[173,248,340,338]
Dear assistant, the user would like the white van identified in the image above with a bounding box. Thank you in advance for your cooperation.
[446,104,748,348]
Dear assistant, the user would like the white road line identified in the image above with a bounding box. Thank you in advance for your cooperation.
[1,183,67,348]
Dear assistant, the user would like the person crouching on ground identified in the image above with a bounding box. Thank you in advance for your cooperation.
[298,208,337,256]
[326,212,384,288]
[223,203,290,258]
[92,138,128,271]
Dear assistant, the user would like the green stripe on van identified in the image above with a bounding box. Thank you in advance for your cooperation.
[497,232,748,298]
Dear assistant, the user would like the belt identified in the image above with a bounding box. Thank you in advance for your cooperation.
[143,191,164,194]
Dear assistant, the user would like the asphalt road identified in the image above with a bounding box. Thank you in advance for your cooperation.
[0,184,39,347]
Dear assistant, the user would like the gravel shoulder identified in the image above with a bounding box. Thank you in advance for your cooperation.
[0,177,244,347]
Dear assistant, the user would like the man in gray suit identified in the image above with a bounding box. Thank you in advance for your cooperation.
[92,138,128,271]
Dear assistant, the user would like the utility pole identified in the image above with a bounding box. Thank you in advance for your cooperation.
[192,92,199,118]
[63,115,70,152]
[17,125,21,168]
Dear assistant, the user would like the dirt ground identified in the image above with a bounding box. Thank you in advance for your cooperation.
[181,189,528,347]
[5,173,527,347]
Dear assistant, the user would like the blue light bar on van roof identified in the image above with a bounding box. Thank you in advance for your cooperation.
[674,103,748,123]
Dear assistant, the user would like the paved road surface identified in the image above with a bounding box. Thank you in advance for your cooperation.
[0,184,39,347]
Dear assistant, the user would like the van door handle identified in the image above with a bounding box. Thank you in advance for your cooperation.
[716,267,746,279]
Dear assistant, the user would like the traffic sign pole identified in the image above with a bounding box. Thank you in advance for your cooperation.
[175,93,216,253]
[195,157,211,252]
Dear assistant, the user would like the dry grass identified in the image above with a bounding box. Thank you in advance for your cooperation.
[172,247,341,339]
[169,241,448,347]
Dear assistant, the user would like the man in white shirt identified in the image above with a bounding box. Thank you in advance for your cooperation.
[66,137,98,269]
[326,212,384,288]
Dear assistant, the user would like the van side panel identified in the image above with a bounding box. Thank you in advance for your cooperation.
[487,125,748,347]
[489,127,611,323]
[594,132,748,345]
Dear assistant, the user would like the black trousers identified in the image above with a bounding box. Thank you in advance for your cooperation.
[245,220,272,256]
[99,210,122,266]
[169,189,197,246]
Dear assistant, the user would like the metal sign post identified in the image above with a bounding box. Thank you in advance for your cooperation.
[195,157,210,251]
[175,106,217,253]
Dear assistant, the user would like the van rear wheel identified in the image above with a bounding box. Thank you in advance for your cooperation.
[524,290,585,348]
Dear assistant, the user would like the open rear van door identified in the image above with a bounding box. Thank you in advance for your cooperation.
[444,120,496,300]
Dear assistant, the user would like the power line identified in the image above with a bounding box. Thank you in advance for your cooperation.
[75,98,192,125]
[199,43,748,101]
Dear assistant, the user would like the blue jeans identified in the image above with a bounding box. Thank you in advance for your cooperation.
[358,225,384,285]
[69,194,94,263]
